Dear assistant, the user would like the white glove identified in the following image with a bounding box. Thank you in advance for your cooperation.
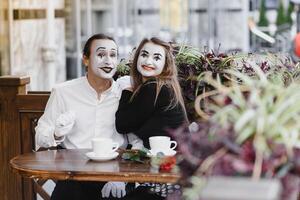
[116,76,132,90]
[54,111,75,137]
[101,182,126,198]
[127,133,144,150]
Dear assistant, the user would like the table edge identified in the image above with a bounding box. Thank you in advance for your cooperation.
[10,156,179,183]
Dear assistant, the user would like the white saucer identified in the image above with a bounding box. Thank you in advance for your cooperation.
[148,149,177,157]
[86,151,119,161]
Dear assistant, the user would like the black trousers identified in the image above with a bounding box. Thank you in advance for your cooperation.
[122,186,165,200]
[51,147,163,200]
[51,180,106,200]
[51,181,164,200]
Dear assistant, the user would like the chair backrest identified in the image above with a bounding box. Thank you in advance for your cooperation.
[17,93,50,153]
[18,93,52,200]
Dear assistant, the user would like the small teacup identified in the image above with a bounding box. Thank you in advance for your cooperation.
[149,136,177,154]
[92,138,119,156]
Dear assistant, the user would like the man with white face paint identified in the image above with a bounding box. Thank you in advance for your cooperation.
[88,39,117,80]
[35,33,140,200]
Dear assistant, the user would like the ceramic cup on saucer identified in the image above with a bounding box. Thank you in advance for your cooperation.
[91,138,119,156]
[149,136,177,156]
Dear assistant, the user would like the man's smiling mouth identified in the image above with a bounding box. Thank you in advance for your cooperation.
[99,67,113,73]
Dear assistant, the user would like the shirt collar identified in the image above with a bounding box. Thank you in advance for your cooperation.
[84,75,121,98]
[103,80,121,98]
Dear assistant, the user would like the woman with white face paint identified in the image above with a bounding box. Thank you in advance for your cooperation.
[115,38,187,200]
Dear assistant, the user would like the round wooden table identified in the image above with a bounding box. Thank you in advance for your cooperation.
[10,149,179,183]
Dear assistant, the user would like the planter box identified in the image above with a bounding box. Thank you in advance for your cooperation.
[200,176,282,200]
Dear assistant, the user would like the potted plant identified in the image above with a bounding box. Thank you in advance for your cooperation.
[113,58,131,80]
[169,60,300,200]
[175,45,300,121]
[175,45,235,121]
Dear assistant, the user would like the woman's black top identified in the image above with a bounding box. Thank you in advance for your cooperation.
[115,80,186,148]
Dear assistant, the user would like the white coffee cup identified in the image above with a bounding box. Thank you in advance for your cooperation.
[149,136,177,153]
[92,138,119,156]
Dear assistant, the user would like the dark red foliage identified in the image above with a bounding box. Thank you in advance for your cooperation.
[176,49,233,121]
[240,140,256,163]
[168,122,300,199]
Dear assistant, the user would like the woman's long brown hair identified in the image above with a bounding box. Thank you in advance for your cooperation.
[131,37,187,118]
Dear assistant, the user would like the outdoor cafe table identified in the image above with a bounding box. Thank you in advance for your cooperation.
[10,149,179,183]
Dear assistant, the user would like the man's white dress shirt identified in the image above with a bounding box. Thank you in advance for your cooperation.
[35,76,126,150]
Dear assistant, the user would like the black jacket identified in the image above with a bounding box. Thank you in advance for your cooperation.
[115,80,186,148]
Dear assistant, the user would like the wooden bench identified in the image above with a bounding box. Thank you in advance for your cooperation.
[0,76,51,200]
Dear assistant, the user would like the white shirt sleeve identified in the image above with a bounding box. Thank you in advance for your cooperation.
[35,88,64,150]
[116,76,132,90]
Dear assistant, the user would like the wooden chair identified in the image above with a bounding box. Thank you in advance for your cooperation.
[0,76,53,200]
[19,92,55,200]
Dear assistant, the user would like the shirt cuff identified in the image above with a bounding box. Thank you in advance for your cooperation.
[35,126,58,150]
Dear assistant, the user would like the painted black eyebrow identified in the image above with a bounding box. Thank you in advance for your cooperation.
[96,47,117,52]
[140,50,149,54]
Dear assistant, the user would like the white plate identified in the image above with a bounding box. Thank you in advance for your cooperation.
[86,151,119,161]
[148,149,177,157]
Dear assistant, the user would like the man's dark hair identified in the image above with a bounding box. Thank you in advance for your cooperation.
[82,33,116,58]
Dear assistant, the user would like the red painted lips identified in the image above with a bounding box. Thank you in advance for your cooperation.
[142,65,155,71]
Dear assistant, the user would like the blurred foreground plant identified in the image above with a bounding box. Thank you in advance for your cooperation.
[169,66,300,200]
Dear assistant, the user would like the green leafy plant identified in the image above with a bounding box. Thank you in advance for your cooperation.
[258,0,269,27]
[174,45,236,121]
[286,2,294,25]
[234,53,300,85]
[168,55,300,200]
[276,0,287,26]
[121,148,150,163]
[113,59,131,80]
[202,67,300,150]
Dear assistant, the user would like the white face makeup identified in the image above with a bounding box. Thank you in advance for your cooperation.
[137,42,166,78]
[87,39,118,79]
